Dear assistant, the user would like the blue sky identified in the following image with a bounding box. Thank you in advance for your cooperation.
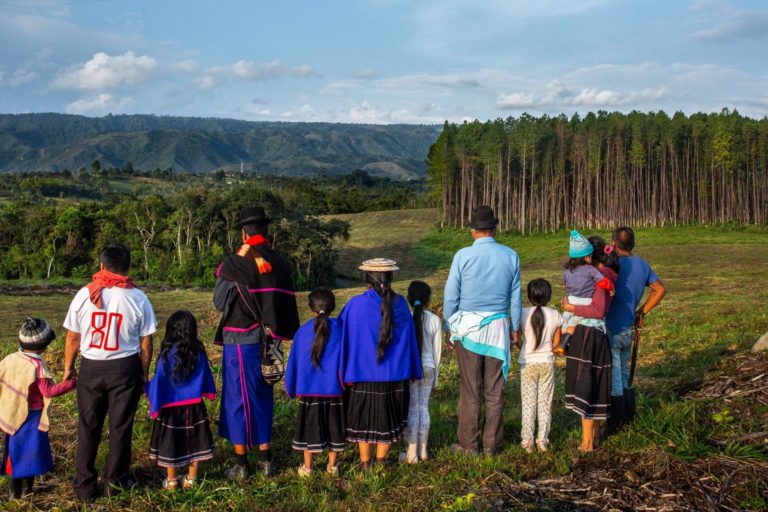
[0,0,766,123]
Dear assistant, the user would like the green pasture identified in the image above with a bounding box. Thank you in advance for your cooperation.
[1,211,767,511]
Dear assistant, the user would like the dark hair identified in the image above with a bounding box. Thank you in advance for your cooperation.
[100,243,131,274]
[407,281,431,362]
[613,226,635,252]
[159,310,206,384]
[564,256,590,270]
[308,287,336,368]
[526,279,552,351]
[366,271,395,362]
[242,222,269,237]
[588,236,620,273]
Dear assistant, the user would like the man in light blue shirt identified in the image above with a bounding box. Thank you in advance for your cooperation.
[443,205,521,455]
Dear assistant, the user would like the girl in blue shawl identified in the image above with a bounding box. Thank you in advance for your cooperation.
[339,258,423,467]
[285,288,344,477]
[147,311,216,490]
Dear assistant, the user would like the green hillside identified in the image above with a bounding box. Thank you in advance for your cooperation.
[0,113,441,178]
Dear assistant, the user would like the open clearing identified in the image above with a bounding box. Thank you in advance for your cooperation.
[1,211,767,511]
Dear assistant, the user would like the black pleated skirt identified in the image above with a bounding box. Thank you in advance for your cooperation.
[345,380,409,444]
[149,403,215,468]
[292,396,346,452]
[565,325,612,420]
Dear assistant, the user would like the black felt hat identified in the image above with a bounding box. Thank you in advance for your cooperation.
[469,205,498,230]
[239,206,271,228]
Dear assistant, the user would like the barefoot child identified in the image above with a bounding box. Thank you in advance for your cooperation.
[285,288,344,477]
[146,311,216,490]
[518,280,562,453]
[561,230,614,349]
[0,318,76,499]
[400,281,442,464]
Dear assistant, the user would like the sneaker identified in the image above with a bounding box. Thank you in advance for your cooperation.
[225,464,250,481]
[521,443,535,454]
[536,442,549,453]
[297,465,312,479]
[326,465,339,476]
[162,478,179,491]
[259,460,276,478]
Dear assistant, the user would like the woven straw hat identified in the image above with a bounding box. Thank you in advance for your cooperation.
[358,258,399,272]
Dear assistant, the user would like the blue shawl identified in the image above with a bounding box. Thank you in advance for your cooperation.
[284,318,343,398]
[339,288,423,384]
[146,349,216,418]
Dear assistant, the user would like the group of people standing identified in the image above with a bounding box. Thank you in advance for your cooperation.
[0,203,665,502]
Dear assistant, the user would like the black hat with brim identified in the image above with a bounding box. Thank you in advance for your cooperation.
[469,205,498,230]
[239,206,271,228]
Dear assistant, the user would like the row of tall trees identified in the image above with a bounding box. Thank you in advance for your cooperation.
[427,109,768,232]
[0,186,349,290]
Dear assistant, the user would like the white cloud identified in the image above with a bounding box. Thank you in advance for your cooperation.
[378,72,480,89]
[496,92,536,109]
[51,51,156,91]
[231,59,312,80]
[170,59,198,72]
[196,75,216,91]
[692,11,768,41]
[0,68,35,87]
[64,93,132,114]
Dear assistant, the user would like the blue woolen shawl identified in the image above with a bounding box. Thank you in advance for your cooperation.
[339,288,423,384]
[146,349,216,418]
[284,317,343,398]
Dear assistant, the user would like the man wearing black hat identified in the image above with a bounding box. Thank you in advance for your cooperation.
[443,205,522,455]
[213,206,300,479]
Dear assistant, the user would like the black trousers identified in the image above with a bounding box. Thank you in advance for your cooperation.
[73,355,143,500]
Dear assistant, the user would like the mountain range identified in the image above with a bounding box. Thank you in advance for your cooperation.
[0,113,441,179]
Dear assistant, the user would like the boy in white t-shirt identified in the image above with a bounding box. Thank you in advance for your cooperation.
[62,243,157,500]
[517,278,562,453]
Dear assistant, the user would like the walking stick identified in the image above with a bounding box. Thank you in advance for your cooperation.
[624,322,641,422]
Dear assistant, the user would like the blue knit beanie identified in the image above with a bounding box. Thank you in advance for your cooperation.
[569,230,593,258]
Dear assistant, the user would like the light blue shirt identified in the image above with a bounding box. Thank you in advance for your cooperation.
[443,237,522,331]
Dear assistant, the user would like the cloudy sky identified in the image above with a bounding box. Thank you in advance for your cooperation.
[0,0,766,123]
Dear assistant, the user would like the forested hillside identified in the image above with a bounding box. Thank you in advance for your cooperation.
[427,109,768,232]
[0,113,441,178]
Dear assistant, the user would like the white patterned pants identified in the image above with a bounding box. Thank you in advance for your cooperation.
[520,362,555,447]
[405,367,436,442]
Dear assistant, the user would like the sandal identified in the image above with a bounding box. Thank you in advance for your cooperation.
[182,475,196,489]
[162,477,179,490]
[297,465,312,478]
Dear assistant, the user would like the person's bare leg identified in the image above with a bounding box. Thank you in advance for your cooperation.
[328,451,338,471]
[303,450,313,471]
[375,443,391,460]
[165,466,178,489]
[358,442,372,464]
[234,444,247,456]
[188,461,199,480]
[580,419,595,452]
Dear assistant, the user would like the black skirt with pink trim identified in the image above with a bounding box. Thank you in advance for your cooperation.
[149,403,214,468]
[565,325,612,420]
[344,381,409,444]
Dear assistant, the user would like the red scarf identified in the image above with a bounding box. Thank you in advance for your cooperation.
[87,269,136,309]
[237,235,272,273]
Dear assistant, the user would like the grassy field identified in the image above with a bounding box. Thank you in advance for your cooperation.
[1,211,767,511]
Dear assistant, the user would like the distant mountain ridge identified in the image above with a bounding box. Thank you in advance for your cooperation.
[0,113,441,179]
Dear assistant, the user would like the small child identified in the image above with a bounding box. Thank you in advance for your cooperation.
[518,280,562,453]
[146,311,216,490]
[400,281,442,464]
[284,288,344,477]
[561,230,614,348]
[0,318,76,499]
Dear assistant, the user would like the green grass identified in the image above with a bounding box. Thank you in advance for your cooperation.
[1,212,768,510]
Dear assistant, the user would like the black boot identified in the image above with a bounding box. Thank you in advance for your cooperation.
[22,477,34,496]
[603,395,626,439]
[8,478,23,500]
[624,386,636,424]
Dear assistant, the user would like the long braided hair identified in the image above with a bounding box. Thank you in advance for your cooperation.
[407,280,431,365]
[526,279,552,351]
[308,287,336,368]
[366,271,395,361]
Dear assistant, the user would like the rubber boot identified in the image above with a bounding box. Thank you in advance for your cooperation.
[22,477,34,496]
[8,478,23,500]
[418,430,429,461]
[603,395,625,439]
[624,386,636,424]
